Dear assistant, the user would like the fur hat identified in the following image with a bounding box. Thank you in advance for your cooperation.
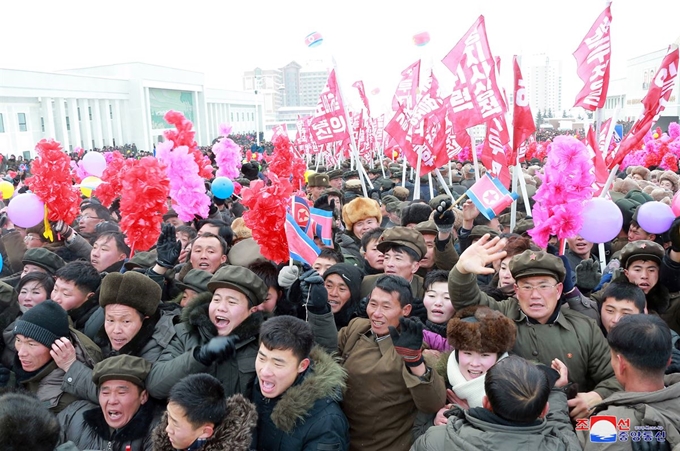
[230,217,252,241]
[342,197,381,232]
[99,271,161,317]
[240,162,260,181]
[612,177,641,196]
[630,166,650,181]
[393,186,410,201]
[14,300,69,348]
[446,306,516,353]
[401,203,433,227]
[658,171,679,193]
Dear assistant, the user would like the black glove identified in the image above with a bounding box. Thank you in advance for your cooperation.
[299,269,323,305]
[355,297,369,318]
[155,223,181,268]
[194,335,239,366]
[51,220,74,240]
[307,283,330,315]
[408,297,429,324]
[558,256,575,294]
[670,216,680,252]
[575,259,602,292]
[388,317,424,367]
[631,436,671,451]
[433,199,455,233]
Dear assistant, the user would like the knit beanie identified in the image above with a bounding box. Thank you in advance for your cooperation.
[13,300,69,348]
[99,271,161,317]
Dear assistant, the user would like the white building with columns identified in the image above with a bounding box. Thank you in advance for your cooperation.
[0,63,261,158]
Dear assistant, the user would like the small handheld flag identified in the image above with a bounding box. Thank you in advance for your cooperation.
[465,173,519,220]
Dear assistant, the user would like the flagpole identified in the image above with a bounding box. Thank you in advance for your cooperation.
[470,134,481,182]
[516,161,532,216]
[428,173,434,200]
[413,156,422,200]
[510,163,519,232]
[448,161,453,185]
[434,169,455,203]
[330,58,372,197]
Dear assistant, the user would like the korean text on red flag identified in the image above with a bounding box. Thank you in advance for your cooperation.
[573,4,612,110]
[310,69,350,145]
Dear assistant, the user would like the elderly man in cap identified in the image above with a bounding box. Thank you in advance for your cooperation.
[55,271,177,404]
[307,173,330,202]
[327,169,344,190]
[12,300,102,413]
[57,355,160,450]
[146,265,268,399]
[449,235,620,420]
[360,227,428,301]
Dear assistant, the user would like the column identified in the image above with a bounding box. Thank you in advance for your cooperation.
[78,99,93,150]
[91,98,104,148]
[40,97,55,139]
[101,100,113,147]
[111,100,124,146]
[68,98,82,149]
[54,98,70,150]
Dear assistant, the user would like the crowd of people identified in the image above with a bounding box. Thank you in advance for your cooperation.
[0,137,678,451]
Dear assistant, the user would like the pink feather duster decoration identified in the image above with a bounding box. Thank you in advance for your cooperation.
[157,111,213,221]
[529,136,595,248]
[212,124,242,179]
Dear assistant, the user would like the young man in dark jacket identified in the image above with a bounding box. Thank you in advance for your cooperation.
[253,315,349,450]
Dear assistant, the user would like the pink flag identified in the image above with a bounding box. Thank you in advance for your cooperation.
[310,70,350,145]
[384,103,414,158]
[271,124,288,142]
[392,60,421,112]
[512,56,536,163]
[353,80,371,117]
[586,125,610,196]
[442,15,505,130]
[573,4,612,110]
[606,47,679,168]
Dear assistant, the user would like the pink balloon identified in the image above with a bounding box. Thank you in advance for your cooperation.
[81,152,107,177]
[637,201,675,234]
[7,193,45,228]
[672,191,680,217]
[578,198,623,243]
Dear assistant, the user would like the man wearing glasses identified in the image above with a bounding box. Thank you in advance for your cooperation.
[77,204,110,237]
[449,235,619,421]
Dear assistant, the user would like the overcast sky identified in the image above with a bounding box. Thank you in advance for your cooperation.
[3,0,679,114]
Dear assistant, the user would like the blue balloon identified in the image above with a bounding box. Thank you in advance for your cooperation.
[211,177,234,199]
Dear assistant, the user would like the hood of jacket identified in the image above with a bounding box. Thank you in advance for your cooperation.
[268,346,347,433]
[180,291,263,345]
[151,393,257,451]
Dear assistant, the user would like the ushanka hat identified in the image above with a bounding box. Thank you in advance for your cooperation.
[447,306,516,354]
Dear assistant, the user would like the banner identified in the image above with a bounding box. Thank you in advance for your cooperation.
[586,125,610,196]
[573,4,612,110]
[442,15,505,130]
[149,89,195,129]
[606,46,679,168]
[392,60,421,112]
[481,115,512,187]
[512,56,536,163]
[310,70,351,145]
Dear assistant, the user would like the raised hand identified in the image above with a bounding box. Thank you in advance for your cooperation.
[456,234,507,275]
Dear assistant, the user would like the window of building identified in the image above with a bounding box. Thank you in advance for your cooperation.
[109,104,113,119]
[88,106,92,120]
[77,107,81,121]
[18,113,27,132]
[66,116,70,131]
[231,112,234,122]
[0,113,5,133]
[41,117,45,132]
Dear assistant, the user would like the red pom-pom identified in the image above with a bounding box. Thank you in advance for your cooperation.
[26,139,80,224]
[94,151,126,207]
[118,157,170,252]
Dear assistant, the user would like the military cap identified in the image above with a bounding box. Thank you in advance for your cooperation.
[509,250,566,283]
[207,265,268,307]
[22,248,65,275]
[514,217,535,236]
[123,251,157,271]
[343,170,359,180]
[92,354,152,388]
[415,219,438,236]
[620,240,664,268]
[327,169,344,180]
[176,269,212,294]
[469,225,500,240]
[377,226,428,260]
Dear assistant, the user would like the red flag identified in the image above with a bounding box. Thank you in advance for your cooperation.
[573,4,612,110]
[442,15,505,130]
[392,60,421,112]
[353,80,371,117]
[384,103,414,157]
[310,70,350,145]
[512,56,536,163]
[606,47,679,168]
[271,124,288,142]
[586,125,609,196]
[481,116,511,188]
